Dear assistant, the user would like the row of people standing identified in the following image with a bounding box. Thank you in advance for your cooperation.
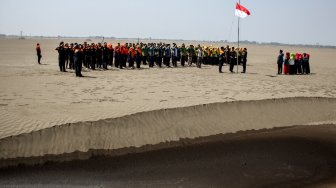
[55,41,249,77]
[277,50,311,75]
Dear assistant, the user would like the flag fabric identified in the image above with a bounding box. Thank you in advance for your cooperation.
[235,3,251,18]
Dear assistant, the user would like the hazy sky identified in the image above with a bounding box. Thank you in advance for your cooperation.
[1,0,335,45]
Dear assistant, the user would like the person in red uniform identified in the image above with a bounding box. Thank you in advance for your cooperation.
[36,43,42,64]
[114,43,121,68]
[283,52,290,75]
[128,47,136,69]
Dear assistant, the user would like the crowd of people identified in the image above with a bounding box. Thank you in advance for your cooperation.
[277,50,311,75]
[52,41,248,77]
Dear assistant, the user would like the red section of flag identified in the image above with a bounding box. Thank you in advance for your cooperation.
[236,3,251,16]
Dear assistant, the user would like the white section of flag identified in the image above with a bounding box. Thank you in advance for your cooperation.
[235,3,251,18]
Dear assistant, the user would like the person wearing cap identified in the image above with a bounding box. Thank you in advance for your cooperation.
[277,50,284,74]
[55,41,66,72]
[36,43,42,64]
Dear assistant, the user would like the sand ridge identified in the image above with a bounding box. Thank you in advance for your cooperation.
[0,97,335,167]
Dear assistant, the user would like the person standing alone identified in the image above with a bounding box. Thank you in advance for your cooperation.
[36,43,42,64]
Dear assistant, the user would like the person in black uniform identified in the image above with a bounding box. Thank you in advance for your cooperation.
[108,44,114,67]
[102,42,109,70]
[74,44,83,77]
[69,43,74,69]
[277,50,284,74]
[55,41,66,72]
[148,44,155,68]
[83,42,89,68]
[241,48,248,73]
[91,43,96,70]
[219,47,225,73]
[96,43,103,69]
[64,43,70,69]
[164,44,171,67]
[157,44,163,68]
[229,47,236,73]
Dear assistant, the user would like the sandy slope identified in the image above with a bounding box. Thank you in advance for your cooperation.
[1,124,336,188]
[0,38,336,168]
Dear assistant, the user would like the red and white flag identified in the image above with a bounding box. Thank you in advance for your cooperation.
[235,3,251,18]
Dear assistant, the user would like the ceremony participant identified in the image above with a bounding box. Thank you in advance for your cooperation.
[36,43,42,64]
[196,45,203,68]
[55,41,66,72]
[96,43,103,69]
[149,44,155,68]
[114,43,121,68]
[69,43,74,69]
[102,42,109,70]
[120,45,128,69]
[241,48,248,73]
[277,50,284,74]
[135,46,142,69]
[142,44,149,65]
[172,43,179,67]
[108,43,114,67]
[74,44,83,77]
[157,43,163,67]
[229,47,236,73]
[302,53,310,74]
[128,46,136,69]
[90,43,96,70]
[180,44,187,67]
[219,47,225,73]
[187,45,195,66]
[164,44,171,67]
[289,53,296,75]
[284,52,290,74]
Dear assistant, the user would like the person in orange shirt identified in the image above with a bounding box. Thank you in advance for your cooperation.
[128,47,136,69]
[135,46,142,69]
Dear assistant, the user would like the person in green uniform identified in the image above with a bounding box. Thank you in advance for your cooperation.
[180,44,187,67]
[141,44,149,65]
[187,45,195,66]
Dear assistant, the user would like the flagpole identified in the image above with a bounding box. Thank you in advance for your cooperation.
[237,0,240,74]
